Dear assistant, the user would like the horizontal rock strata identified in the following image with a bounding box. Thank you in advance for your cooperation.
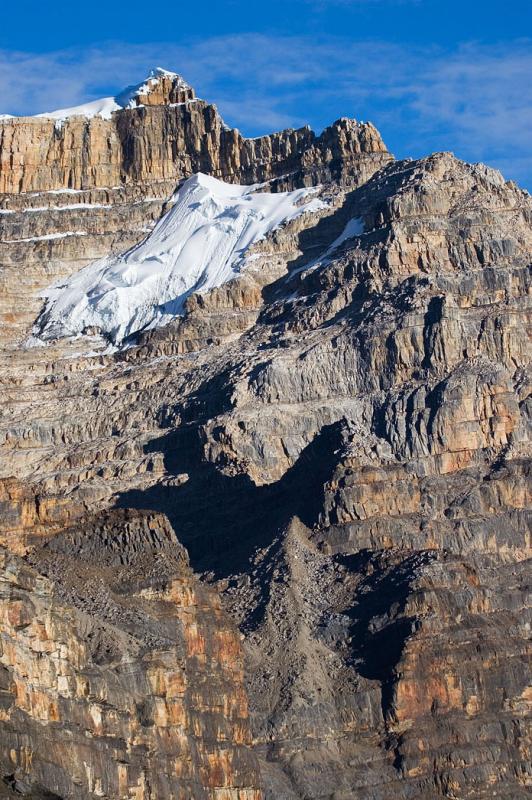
[0,71,530,800]
[0,509,262,799]
[0,79,390,344]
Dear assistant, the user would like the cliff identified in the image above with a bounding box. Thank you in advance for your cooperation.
[0,105,388,195]
[0,70,530,799]
[0,71,390,344]
[0,505,262,799]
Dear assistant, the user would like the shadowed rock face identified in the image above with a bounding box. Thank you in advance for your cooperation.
[0,74,531,800]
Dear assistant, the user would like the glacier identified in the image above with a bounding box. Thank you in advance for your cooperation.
[35,173,326,344]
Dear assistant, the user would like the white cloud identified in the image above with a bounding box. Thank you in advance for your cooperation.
[0,36,530,187]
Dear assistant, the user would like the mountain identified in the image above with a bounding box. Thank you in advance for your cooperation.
[0,68,389,346]
[0,70,530,800]
[0,68,196,125]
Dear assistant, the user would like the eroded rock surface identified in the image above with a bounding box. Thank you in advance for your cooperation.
[0,508,262,799]
[0,73,530,800]
[0,72,390,344]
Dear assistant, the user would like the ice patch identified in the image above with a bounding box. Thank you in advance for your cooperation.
[35,173,326,344]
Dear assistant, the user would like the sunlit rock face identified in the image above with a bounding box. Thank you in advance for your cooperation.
[0,69,531,800]
[0,70,390,345]
[0,507,262,800]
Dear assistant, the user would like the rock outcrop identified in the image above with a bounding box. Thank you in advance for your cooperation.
[0,105,388,196]
[0,71,530,800]
[0,508,262,800]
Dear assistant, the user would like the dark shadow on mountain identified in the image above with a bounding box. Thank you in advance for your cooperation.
[116,421,345,578]
[260,187,362,309]
[156,364,242,430]
[1,775,63,800]
[339,550,435,719]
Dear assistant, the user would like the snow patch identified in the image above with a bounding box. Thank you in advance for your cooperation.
[16,203,112,214]
[35,173,326,344]
[0,200,160,215]
[2,231,88,243]
[326,217,364,252]
[29,189,87,196]
[289,216,365,281]
[36,96,124,123]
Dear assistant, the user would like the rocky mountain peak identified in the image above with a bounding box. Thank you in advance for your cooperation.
[116,66,196,108]
[0,67,197,124]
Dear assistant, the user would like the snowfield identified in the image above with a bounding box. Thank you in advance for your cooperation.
[35,173,326,344]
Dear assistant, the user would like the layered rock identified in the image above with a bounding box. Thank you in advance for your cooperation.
[0,71,390,344]
[0,106,388,195]
[0,72,530,800]
[0,508,262,799]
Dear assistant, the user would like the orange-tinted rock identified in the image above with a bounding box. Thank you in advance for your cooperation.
[0,510,262,799]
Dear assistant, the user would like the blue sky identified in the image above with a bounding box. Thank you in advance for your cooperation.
[1,0,531,188]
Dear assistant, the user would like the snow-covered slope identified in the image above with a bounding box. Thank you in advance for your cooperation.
[35,173,326,344]
[30,68,193,123]
[35,96,125,123]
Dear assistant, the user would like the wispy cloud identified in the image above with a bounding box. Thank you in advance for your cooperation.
[0,36,530,187]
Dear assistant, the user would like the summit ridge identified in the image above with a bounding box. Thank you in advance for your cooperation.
[0,67,196,123]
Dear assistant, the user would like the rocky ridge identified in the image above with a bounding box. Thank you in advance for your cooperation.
[0,71,530,799]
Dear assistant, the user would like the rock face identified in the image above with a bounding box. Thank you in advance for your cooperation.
[0,72,389,344]
[0,104,388,195]
[0,506,262,800]
[0,72,531,799]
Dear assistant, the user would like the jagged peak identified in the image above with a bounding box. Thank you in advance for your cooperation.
[148,66,191,84]
[115,68,194,107]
